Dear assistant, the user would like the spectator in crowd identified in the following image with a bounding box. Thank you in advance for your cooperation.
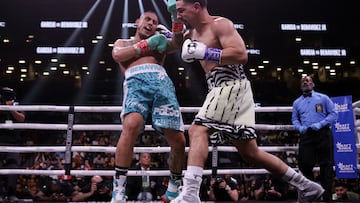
[292,75,338,201]
[332,181,360,201]
[257,175,288,201]
[0,87,25,202]
[33,178,76,201]
[72,175,111,202]
[208,175,239,201]
[247,177,265,201]
[126,153,162,201]
[92,153,105,169]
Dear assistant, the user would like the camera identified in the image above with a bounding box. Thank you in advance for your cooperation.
[214,176,224,186]
[0,87,16,104]
[263,179,271,191]
[96,181,105,190]
[95,180,111,193]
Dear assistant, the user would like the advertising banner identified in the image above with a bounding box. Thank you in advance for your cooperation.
[331,95,358,179]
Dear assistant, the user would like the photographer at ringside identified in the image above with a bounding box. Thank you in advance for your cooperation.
[71,175,112,201]
[259,175,288,201]
[0,87,26,202]
[208,175,239,201]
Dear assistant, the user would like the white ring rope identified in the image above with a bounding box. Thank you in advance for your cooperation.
[0,123,295,131]
[0,168,280,176]
[1,103,359,176]
[0,146,300,153]
[0,105,292,113]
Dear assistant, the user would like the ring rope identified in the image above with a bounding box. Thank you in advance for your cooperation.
[1,103,359,176]
[0,105,292,113]
[0,146,300,153]
[0,123,295,131]
[0,168,291,176]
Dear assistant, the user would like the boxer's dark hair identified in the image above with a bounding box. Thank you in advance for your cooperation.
[182,0,207,8]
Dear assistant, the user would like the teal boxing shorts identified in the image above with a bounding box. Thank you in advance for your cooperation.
[122,63,184,133]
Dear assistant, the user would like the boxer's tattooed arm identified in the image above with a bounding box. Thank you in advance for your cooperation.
[166,32,184,53]
[123,40,137,47]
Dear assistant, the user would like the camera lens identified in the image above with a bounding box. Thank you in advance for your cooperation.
[214,177,223,186]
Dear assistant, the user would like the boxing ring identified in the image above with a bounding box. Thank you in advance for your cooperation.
[1,102,359,178]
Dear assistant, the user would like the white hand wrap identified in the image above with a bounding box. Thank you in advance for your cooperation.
[181,39,222,63]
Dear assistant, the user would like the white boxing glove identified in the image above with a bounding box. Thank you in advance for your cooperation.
[181,39,222,63]
[181,39,206,63]
[156,24,173,38]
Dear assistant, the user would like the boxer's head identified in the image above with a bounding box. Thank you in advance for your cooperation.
[181,0,207,7]
[135,11,159,39]
[176,0,207,29]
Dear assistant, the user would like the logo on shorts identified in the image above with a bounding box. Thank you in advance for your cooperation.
[154,104,180,117]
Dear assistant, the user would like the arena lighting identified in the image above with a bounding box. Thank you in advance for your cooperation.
[151,0,170,27]
[121,0,129,38]
[138,0,145,14]
[23,0,102,104]
[75,0,116,104]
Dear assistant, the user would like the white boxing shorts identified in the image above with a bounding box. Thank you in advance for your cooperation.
[194,65,256,140]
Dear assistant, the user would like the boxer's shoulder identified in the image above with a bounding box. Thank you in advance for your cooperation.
[114,39,137,47]
[212,16,231,23]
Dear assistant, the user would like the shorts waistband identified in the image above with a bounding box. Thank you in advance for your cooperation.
[125,63,166,78]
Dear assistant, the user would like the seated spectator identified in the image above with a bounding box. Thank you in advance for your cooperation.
[126,152,162,201]
[332,181,360,201]
[71,175,111,202]
[92,153,104,169]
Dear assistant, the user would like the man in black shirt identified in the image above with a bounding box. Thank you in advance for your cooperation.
[0,87,25,202]
[72,175,112,202]
[208,176,239,201]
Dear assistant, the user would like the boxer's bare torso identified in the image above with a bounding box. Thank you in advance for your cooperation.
[113,39,165,73]
[184,16,247,73]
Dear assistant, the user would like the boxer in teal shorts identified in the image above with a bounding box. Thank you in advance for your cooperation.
[122,63,183,133]
[110,11,185,203]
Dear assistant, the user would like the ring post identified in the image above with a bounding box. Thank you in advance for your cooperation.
[64,106,75,178]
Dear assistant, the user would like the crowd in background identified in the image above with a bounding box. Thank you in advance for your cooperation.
[2,111,360,202]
